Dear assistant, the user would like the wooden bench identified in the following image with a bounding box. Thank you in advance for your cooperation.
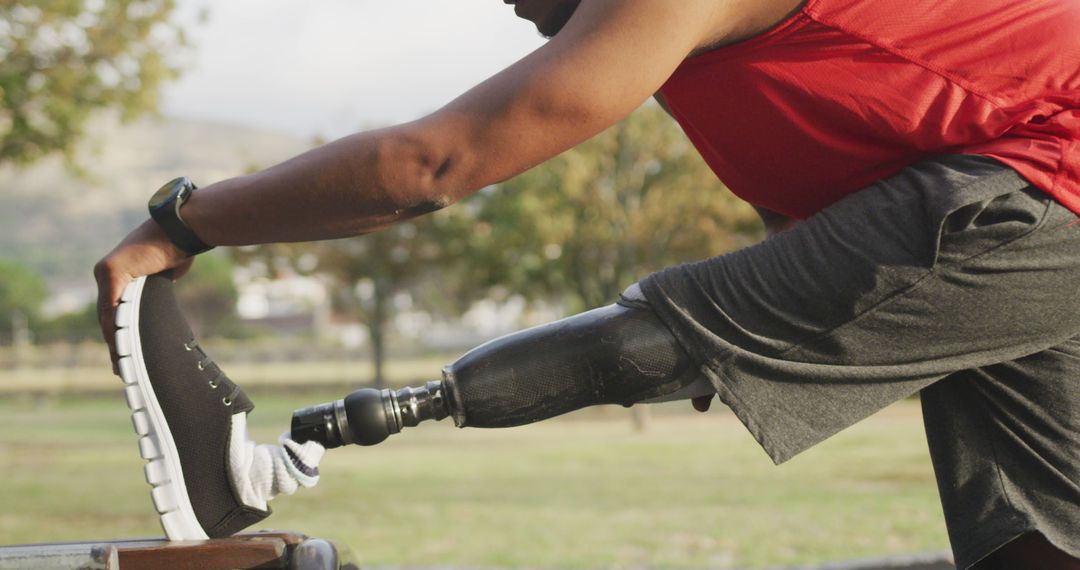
[0,531,356,570]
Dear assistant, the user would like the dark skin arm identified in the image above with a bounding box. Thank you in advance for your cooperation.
[95,0,805,371]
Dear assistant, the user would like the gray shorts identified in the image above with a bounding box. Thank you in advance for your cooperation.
[639,155,1080,569]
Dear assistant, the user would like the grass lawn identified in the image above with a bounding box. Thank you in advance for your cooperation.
[0,355,457,395]
[0,390,948,568]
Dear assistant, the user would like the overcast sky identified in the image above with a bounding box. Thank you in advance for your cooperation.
[163,1,547,139]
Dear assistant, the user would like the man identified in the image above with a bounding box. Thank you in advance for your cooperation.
[96,0,1080,567]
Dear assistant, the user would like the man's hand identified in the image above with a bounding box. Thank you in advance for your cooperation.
[94,220,194,374]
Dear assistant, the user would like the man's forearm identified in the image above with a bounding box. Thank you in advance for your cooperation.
[181,122,470,247]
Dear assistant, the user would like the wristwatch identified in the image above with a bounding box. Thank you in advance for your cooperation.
[148,177,214,256]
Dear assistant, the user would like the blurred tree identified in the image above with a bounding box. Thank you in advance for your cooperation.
[36,301,97,343]
[471,104,762,314]
[0,0,185,167]
[233,206,477,388]
[38,274,233,343]
[175,252,240,338]
[0,257,47,344]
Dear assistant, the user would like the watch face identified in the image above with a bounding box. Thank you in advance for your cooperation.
[149,177,195,209]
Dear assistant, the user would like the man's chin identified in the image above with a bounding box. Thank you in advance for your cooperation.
[536,3,578,38]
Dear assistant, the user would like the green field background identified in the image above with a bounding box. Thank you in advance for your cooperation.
[0,387,949,569]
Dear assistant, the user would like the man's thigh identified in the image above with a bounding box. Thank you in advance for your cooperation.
[923,337,1080,569]
[641,155,1080,462]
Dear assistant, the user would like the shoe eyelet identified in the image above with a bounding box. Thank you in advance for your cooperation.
[222,396,233,406]
[197,361,206,371]
[208,379,219,389]
[184,341,195,351]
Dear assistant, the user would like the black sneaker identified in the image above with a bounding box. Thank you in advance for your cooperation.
[114,273,270,540]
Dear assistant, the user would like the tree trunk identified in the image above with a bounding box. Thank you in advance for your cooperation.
[11,311,31,369]
[630,405,652,433]
[369,278,388,389]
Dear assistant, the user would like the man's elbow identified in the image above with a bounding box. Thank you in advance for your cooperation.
[406,104,554,197]
[363,128,467,217]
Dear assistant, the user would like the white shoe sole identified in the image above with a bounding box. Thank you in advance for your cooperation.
[115,276,209,541]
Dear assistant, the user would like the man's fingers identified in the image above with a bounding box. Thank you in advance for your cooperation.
[691,395,713,413]
[94,220,195,377]
[94,260,128,376]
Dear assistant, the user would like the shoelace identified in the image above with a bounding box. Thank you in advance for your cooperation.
[184,339,237,406]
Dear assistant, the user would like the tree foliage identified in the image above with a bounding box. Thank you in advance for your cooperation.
[469,104,762,312]
[233,208,477,387]
[36,300,97,343]
[0,0,184,167]
[0,257,47,343]
[175,252,240,339]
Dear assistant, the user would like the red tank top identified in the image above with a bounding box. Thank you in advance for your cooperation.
[660,0,1080,219]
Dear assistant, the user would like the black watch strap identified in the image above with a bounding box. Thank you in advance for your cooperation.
[148,177,215,256]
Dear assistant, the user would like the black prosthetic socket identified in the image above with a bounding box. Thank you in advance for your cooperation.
[444,301,696,427]
[291,300,697,447]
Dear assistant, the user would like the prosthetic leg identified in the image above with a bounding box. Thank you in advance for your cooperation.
[291,292,712,448]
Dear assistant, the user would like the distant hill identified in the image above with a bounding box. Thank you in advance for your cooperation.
[0,114,310,314]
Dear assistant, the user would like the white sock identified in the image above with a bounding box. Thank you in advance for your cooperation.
[227,413,326,511]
